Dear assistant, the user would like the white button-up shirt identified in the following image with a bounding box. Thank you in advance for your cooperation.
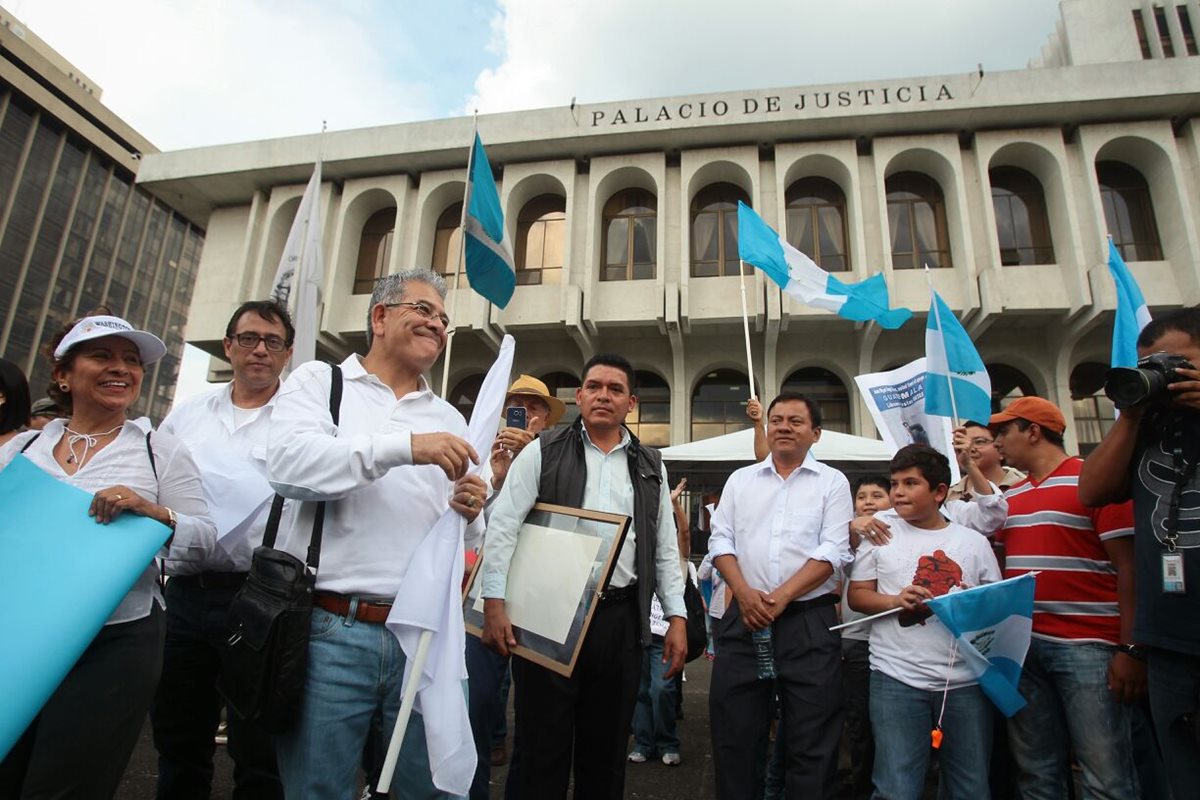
[0,419,216,624]
[266,355,483,597]
[481,426,687,619]
[708,452,853,600]
[159,382,278,574]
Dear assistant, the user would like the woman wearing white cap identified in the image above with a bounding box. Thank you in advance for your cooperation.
[0,310,215,799]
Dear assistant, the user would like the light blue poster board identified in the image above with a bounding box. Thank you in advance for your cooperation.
[0,455,171,758]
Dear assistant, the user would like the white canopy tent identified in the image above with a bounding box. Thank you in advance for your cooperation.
[659,427,893,465]
[659,427,895,495]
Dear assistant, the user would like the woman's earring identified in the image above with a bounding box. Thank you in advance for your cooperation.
[58,383,69,392]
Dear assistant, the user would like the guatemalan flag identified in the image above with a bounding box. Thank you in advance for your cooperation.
[926,574,1036,717]
[463,134,516,309]
[1106,238,1152,369]
[737,202,912,329]
[924,290,992,424]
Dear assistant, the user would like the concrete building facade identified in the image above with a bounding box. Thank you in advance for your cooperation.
[138,0,1200,453]
[0,7,205,421]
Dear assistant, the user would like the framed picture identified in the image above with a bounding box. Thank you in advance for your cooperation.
[464,502,631,677]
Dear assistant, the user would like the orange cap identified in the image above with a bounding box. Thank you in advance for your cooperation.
[989,396,1066,436]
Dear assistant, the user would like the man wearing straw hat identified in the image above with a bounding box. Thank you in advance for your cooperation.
[465,373,563,800]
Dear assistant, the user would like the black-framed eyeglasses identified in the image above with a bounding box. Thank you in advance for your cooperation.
[231,333,289,352]
[384,301,451,328]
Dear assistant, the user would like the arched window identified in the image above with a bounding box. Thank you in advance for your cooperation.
[432,202,463,278]
[987,363,1037,413]
[626,370,670,446]
[691,369,751,441]
[1070,361,1113,456]
[539,370,580,428]
[886,172,951,269]
[691,183,750,277]
[785,178,849,271]
[449,374,484,421]
[781,367,850,433]
[990,167,1054,265]
[516,195,565,285]
[602,189,657,281]
[1097,161,1162,262]
[353,208,396,294]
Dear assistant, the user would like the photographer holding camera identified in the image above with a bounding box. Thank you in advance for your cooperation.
[1079,306,1200,799]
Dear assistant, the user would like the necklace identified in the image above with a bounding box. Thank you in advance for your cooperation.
[64,424,123,469]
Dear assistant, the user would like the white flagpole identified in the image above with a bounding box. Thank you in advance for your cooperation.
[738,261,757,400]
[440,113,478,400]
[376,631,434,794]
[829,605,902,631]
[924,263,959,428]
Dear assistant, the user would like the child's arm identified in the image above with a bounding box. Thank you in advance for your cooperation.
[848,579,933,614]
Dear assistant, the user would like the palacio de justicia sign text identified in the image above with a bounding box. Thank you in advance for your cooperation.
[589,82,958,127]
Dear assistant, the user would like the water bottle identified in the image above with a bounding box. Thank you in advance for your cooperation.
[752,625,776,680]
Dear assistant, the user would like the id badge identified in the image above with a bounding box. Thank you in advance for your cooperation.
[1162,552,1186,594]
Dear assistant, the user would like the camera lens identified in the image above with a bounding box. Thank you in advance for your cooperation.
[1104,367,1155,409]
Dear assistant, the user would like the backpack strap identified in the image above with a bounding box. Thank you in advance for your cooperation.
[260,363,343,574]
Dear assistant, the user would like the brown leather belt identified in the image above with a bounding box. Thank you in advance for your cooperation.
[313,592,393,624]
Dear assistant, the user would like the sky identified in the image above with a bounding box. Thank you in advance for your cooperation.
[10,0,1064,401]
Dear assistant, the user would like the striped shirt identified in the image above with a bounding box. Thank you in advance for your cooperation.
[1001,457,1133,644]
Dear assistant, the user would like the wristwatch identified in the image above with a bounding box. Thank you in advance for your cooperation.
[1116,643,1147,661]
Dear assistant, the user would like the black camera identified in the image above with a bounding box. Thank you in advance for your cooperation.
[1103,352,1194,409]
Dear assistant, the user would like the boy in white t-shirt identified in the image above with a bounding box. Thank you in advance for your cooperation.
[849,444,1001,800]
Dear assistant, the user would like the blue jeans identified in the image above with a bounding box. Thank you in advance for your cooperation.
[631,635,680,756]
[274,606,463,800]
[1006,638,1135,800]
[869,671,992,800]
[1147,647,1200,800]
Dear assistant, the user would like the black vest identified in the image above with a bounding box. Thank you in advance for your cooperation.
[537,418,663,645]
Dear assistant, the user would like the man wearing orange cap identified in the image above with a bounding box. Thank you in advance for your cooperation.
[991,396,1141,799]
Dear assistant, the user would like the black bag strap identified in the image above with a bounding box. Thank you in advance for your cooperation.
[19,433,39,452]
[261,363,343,572]
[146,431,158,479]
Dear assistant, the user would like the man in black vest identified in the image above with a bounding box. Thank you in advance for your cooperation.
[480,353,687,799]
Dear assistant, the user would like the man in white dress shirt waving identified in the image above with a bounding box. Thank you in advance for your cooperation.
[266,269,487,799]
[152,299,293,799]
[708,392,853,800]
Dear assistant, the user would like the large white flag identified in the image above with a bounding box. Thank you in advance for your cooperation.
[386,334,516,794]
[269,163,323,365]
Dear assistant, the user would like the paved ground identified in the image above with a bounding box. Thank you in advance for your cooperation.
[116,657,723,799]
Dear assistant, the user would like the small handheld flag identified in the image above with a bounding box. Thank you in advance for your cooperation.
[924,290,991,424]
[737,202,912,329]
[463,134,516,308]
[925,574,1036,717]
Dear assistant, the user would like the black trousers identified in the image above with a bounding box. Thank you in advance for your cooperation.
[509,594,642,800]
[710,597,843,800]
[150,576,281,800]
[0,605,164,800]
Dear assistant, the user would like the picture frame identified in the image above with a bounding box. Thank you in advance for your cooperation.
[463,502,631,677]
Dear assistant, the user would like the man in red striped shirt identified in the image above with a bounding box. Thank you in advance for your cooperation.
[992,397,1142,799]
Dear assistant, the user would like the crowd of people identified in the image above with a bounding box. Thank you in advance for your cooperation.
[0,267,1197,800]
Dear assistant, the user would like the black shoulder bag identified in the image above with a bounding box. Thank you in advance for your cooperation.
[217,364,343,733]
[683,572,707,662]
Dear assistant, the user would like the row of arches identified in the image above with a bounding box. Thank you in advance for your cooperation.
[348,159,1163,293]
[448,361,1119,452]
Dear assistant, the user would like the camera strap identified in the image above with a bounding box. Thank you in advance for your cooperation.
[1166,416,1198,553]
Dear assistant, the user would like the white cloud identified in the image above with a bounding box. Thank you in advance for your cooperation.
[14,0,444,150]
[468,0,1063,114]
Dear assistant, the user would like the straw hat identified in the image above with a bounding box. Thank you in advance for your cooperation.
[505,374,566,427]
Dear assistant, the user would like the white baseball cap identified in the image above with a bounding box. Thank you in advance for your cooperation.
[53,315,167,365]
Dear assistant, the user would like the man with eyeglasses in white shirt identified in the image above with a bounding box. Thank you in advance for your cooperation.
[267,268,486,799]
[151,299,295,799]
